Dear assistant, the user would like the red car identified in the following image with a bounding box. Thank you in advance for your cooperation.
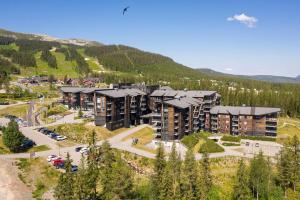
[52,158,64,167]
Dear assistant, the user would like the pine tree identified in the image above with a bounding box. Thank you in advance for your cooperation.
[54,153,74,200]
[198,150,212,200]
[151,142,167,199]
[181,148,199,200]
[160,143,181,199]
[232,159,251,200]
[249,151,271,200]
[288,135,300,192]
[105,155,135,200]
[2,120,25,152]
[84,131,99,199]
[74,155,89,200]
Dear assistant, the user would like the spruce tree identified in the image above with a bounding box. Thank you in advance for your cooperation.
[198,150,212,200]
[181,148,199,200]
[288,135,300,192]
[160,143,181,200]
[2,120,25,152]
[249,151,270,200]
[74,155,89,200]
[85,131,99,199]
[151,142,167,199]
[232,159,251,200]
[54,153,74,200]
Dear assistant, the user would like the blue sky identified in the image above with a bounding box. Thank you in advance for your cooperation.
[1,0,299,77]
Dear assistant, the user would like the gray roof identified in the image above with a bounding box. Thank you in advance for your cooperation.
[210,106,281,116]
[96,88,146,98]
[160,86,174,91]
[150,89,216,98]
[81,88,109,94]
[60,87,83,93]
[164,97,202,109]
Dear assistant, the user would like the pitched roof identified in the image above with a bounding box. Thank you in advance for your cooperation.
[150,89,216,98]
[96,88,146,98]
[164,97,202,109]
[210,106,281,116]
[60,87,83,93]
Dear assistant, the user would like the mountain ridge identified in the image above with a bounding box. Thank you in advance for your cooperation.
[197,68,300,84]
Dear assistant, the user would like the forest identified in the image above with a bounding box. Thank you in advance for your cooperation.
[0,35,299,117]
[54,132,300,200]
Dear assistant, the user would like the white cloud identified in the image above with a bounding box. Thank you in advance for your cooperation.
[225,68,233,71]
[227,13,258,28]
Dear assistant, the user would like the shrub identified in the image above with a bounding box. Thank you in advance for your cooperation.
[181,132,201,149]
[199,139,224,153]
[221,135,241,142]
[222,142,240,146]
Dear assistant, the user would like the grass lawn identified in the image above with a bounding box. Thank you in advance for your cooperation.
[199,139,224,153]
[122,127,155,153]
[0,103,28,118]
[26,145,51,153]
[48,123,129,143]
[210,157,243,200]
[29,84,60,98]
[17,157,60,199]
[0,135,10,154]
[277,117,300,144]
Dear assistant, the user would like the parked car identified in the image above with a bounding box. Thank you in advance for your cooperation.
[75,147,83,152]
[53,159,65,168]
[55,135,67,141]
[55,162,65,169]
[51,157,62,165]
[49,132,58,139]
[47,155,58,162]
[245,142,250,146]
[21,138,36,150]
[71,165,78,172]
[79,147,89,154]
[255,143,260,147]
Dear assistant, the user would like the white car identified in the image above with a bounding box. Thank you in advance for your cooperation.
[47,155,58,162]
[56,135,67,141]
[79,147,89,154]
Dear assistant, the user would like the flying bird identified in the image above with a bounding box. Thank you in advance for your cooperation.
[123,6,130,15]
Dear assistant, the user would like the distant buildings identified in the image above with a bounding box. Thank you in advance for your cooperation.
[59,84,280,139]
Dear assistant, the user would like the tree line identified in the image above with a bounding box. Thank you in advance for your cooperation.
[41,49,57,68]
[54,133,300,200]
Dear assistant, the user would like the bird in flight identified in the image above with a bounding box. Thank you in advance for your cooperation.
[123,6,130,15]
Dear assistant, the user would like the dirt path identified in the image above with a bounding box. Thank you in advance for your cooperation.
[0,159,32,200]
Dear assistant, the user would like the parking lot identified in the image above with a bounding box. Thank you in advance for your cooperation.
[241,140,282,157]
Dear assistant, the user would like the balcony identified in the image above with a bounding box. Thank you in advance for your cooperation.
[266,129,277,133]
[107,102,112,105]
[266,118,277,122]
[232,123,238,127]
[154,99,162,103]
[211,116,218,120]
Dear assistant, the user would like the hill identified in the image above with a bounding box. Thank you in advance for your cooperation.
[0,28,300,117]
[197,68,300,84]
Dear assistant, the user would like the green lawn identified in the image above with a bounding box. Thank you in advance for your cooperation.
[26,145,51,153]
[122,126,155,153]
[0,135,10,154]
[0,103,28,118]
[48,123,130,143]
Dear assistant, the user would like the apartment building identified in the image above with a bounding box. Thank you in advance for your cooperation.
[60,87,109,110]
[209,106,280,136]
[149,87,221,139]
[94,88,148,130]
[60,87,83,109]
